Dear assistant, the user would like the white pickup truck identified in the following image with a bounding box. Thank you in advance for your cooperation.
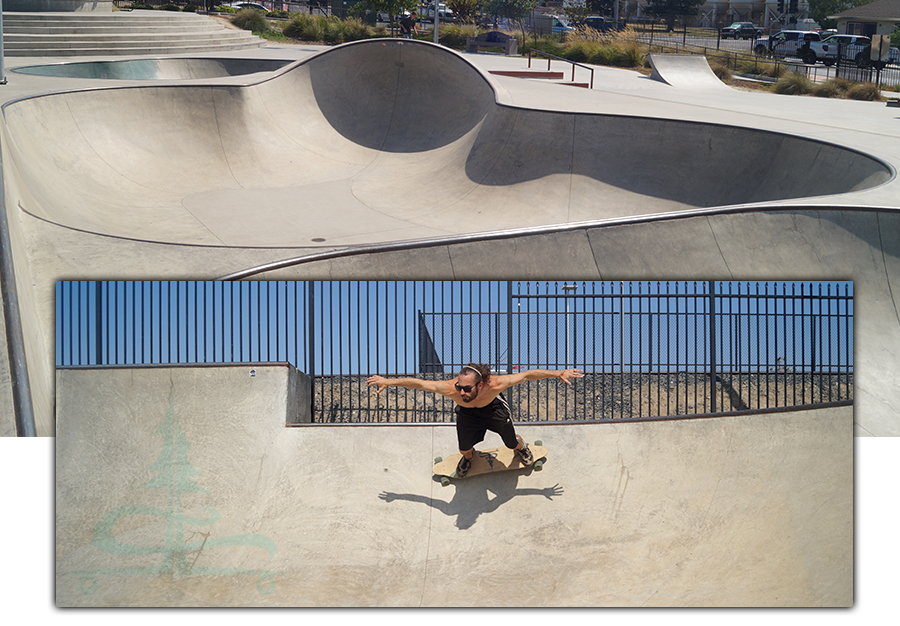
[803,34,900,68]
[754,30,822,60]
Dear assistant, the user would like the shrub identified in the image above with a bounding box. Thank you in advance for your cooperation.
[736,57,784,79]
[183,3,200,11]
[338,17,372,43]
[810,81,840,98]
[811,77,852,98]
[615,29,645,67]
[845,82,883,101]
[283,14,323,41]
[283,14,373,44]
[232,7,269,33]
[524,35,566,59]
[709,62,732,82]
[827,77,852,94]
[562,28,644,68]
[773,72,814,95]
[564,39,600,63]
[438,23,482,50]
[160,3,181,10]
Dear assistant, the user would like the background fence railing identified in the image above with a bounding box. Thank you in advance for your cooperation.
[57,280,853,422]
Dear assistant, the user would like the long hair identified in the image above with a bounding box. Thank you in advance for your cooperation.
[459,363,491,385]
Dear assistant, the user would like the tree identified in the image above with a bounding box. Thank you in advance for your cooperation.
[447,0,479,23]
[643,0,704,32]
[483,0,539,41]
[353,0,418,35]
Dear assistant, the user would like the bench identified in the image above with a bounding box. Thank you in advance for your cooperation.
[466,31,518,56]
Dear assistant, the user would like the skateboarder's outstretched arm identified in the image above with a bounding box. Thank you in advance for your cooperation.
[367,374,453,397]
[496,368,584,389]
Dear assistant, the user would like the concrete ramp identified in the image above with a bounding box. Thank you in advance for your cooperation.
[2,41,890,248]
[649,53,730,90]
[55,365,853,607]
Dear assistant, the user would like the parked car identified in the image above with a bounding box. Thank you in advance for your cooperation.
[754,30,822,60]
[577,16,623,33]
[422,3,454,22]
[806,34,900,68]
[525,13,574,35]
[550,15,574,34]
[377,10,410,22]
[227,2,268,11]
[721,22,763,40]
[803,34,869,66]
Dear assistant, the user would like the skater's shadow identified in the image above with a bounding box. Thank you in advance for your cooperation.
[378,470,564,530]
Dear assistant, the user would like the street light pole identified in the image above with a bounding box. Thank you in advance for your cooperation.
[0,0,7,85]
[433,5,439,44]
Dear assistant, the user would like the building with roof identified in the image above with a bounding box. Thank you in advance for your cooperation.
[828,0,900,36]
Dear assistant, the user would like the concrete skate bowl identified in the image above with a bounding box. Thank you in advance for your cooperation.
[55,364,853,606]
[11,58,294,80]
[1,39,892,248]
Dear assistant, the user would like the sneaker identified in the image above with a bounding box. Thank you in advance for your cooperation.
[515,443,534,466]
[456,454,472,478]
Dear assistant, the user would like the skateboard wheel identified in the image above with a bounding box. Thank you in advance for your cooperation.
[534,460,544,471]
[534,440,542,447]
[434,456,443,464]
[440,476,450,487]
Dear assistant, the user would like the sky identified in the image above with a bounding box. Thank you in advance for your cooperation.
[56,280,853,379]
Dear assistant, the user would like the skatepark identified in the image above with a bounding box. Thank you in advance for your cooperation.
[0,8,893,609]
[0,32,897,439]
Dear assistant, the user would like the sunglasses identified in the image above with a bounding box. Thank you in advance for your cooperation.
[455,383,478,393]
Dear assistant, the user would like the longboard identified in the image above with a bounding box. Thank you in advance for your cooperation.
[432,440,547,487]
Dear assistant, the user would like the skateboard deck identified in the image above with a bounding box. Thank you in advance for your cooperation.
[432,441,547,487]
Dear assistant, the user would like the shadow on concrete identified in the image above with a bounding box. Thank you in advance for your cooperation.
[379,472,564,530]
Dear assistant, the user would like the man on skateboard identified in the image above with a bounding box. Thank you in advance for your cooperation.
[398,11,419,38]
[367,364,583,478]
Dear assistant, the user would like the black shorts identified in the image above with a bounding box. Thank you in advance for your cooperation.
[455,395,518,451]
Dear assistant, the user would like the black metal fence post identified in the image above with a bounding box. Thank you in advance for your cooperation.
[708,280,717,414]
[307,281,316,420]
[57,280,854,423]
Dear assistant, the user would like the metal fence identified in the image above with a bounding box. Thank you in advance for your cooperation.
[637,26,900,88]
[57,280,853,422]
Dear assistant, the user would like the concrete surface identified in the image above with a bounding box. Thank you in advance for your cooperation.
[11,57,295,80]
[0,40,898,437]
[55,364,853,607]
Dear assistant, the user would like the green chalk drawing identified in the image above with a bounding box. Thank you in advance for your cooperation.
[68,390,281,595]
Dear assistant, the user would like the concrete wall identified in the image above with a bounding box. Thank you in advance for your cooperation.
[56,364,852,606]
[4,1,114,11]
